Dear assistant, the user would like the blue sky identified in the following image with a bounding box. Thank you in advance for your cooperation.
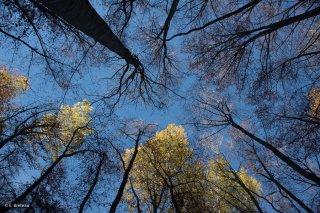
[0,1,300,211]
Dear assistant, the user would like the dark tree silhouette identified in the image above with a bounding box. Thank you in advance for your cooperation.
[1,0,320,212]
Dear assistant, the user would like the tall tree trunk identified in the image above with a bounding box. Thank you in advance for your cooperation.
[78,155,105,213]
[1,130,80,212]
[129,178,142,213]
[229,118,320,186]
[168,185,181,213]
[229,170,263,213]
[37,0,140,66]
[109,132,141,213]
[0,155,63,213]
[254,148,314,213]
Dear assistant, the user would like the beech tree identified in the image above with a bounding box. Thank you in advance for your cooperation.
[39,99,93,159]
[2,1,320,103]
[189,88,320,212]
[0,66,29,135]
[1,0,320,212]
[0,66,28,107]
[123,124,262,213]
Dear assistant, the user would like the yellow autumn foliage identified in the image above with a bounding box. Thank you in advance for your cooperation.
[0,67,29,133]
[207,158,262,212]
[123,124,193,211]
[40,100,93,158]
[0,67,28,104]
[123,124,262,212]
[307,87,320,119]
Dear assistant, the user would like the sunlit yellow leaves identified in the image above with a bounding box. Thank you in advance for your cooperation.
[0,67,28,104]
[40,100,93,158]
[307,87,320,118]
[207,158,262,211]
[0,67,29,133]
[123,124,194,211]
[124,124,262,212]
[238,168,262,194]
[144,124,192,174]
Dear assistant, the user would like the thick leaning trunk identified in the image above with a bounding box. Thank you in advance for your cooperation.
[37,0,140,66]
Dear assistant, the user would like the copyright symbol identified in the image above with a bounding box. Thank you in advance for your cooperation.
[4,204,8,207]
